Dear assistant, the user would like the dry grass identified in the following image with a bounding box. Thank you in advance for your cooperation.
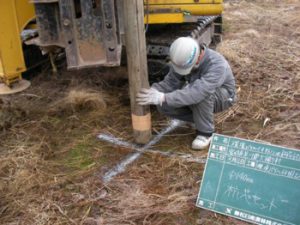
[0,99,27,132]
[217,0,300,147]
[0,0,300,224]
[49,88,107,115]
[98,157,198,225]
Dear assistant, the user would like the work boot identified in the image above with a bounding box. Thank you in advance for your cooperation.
[192,135,212,150]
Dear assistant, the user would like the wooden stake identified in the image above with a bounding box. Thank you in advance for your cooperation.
[123,0,152,144]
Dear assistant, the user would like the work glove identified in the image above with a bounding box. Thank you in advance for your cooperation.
[136,88,165,106]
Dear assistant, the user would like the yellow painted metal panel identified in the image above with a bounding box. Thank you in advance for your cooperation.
[146,0,223,4]
[0,0,35,84]
[16,0,36,31]
[148,4,223,16]
[0,1,24,77]
[144,13,184,24]
[0,57,3,75]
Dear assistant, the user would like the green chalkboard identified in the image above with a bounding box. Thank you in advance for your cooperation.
[196,134,300,225]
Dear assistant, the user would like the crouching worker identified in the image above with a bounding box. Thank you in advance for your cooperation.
[137,37,236,150]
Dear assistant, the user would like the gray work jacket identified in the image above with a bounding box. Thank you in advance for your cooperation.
[152,48,236,108]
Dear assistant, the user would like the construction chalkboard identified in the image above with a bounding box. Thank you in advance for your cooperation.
[196,134,300,225]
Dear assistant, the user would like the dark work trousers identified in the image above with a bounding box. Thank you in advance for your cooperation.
[157,88,236,136]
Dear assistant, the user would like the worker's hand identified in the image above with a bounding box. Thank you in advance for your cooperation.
[136,88,165,106]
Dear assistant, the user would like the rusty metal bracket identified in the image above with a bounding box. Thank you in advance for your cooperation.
[33,0,122,69]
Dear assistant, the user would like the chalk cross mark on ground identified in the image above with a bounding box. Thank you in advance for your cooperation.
[98,120,182,183]
[98,120,207,184]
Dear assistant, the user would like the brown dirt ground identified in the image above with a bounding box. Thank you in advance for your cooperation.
[0,0,300,224]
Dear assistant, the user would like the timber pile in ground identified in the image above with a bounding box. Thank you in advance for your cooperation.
[0,0,299,224]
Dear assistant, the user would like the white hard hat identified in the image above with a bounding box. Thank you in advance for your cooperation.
[169,37,200,75]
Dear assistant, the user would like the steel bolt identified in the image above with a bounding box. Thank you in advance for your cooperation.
[63,19,71,26]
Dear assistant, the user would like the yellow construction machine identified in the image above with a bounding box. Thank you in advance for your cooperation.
[0,0,223,94]
[0,1,35,93]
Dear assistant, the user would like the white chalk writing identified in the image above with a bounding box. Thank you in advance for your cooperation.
[224,185,279,212]
[228,140,300,162]
[210,137,300,181]
[229,170,254,184]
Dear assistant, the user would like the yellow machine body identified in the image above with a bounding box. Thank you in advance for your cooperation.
[0,0,35,85]
[0,0,222,87]
[144,0,223,24]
